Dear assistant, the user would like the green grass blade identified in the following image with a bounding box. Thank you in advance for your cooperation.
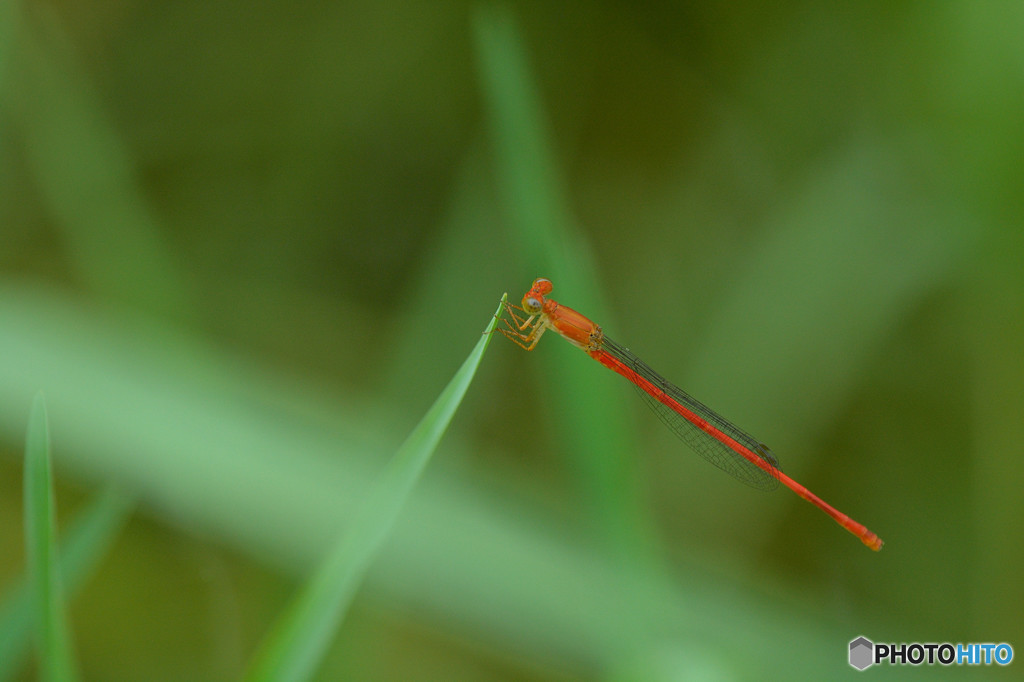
[9,5,187,318]
[0,486,134,682]
[244,296,505,682]
[472,2,656,566]
[22,393,80,682]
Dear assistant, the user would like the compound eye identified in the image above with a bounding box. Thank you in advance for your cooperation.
[523,296,543,314]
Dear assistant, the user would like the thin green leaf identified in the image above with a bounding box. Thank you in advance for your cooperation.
[471,2,654,562]
[23,392,80,682]
[9,5,187,318]
[0,486,134,682]
[244,296,506,682]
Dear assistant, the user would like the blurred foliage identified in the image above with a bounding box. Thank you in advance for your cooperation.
[1,0,1022,679]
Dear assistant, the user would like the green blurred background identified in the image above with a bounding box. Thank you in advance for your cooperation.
[2,1,1022,679]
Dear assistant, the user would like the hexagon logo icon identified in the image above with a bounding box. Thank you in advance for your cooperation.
[849,636,874,670]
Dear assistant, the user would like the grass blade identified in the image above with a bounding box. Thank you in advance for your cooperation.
[9,5,187,318]
[0,486,134,682]
[244,296,505,682]
[472,2,654,561]
[23,392,80,682]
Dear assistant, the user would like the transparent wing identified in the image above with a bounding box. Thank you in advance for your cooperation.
[602,336,781,491]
